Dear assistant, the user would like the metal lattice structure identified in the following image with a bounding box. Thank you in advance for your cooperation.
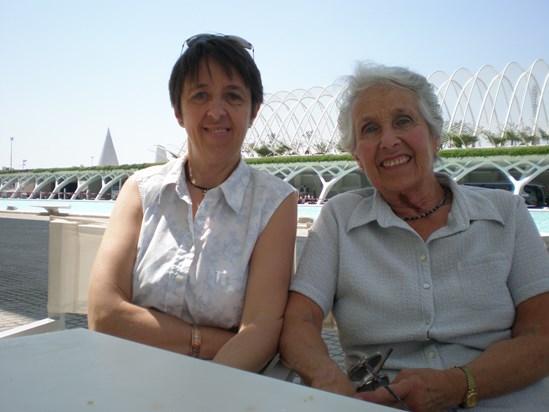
[2,155,548,203]
[239,59,549,156]
[429,59,549,146]
[0,169,133,200]
[245,85,344,156]
[2,61,548,202]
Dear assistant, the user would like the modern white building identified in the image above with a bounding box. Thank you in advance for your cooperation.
[1,61,548,205]
[241,59,549,156]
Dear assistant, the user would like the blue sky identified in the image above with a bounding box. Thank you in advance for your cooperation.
[1,0,548,169]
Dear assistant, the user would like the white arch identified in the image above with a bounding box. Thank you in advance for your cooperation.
[156,60,549,156]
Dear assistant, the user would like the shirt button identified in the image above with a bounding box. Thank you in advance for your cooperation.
[428,351,436,359]
[175,275,184,282]
[420,254,427,261]
[423,283,431,289]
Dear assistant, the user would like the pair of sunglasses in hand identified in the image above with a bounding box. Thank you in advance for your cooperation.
[347,348,410,410]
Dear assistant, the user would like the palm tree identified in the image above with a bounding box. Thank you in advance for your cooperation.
[481,130,507,147]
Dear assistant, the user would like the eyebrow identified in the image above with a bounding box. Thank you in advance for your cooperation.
[224,84,247,92]
[187,82,247,91]
[357,106,413,120]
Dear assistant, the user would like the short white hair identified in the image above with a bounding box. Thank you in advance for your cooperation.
[337,62,443,153]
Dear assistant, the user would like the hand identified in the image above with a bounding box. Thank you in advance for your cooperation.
[354,368,460,412]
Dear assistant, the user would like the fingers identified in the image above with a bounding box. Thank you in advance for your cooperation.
[354,378,415,410]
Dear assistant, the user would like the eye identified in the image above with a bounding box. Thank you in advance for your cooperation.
[226,91,243,101]
[191,91,208,101]
[394,115,413,127]
[361,122,379,136]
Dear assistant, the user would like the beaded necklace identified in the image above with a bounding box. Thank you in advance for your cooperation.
[185,162,212,196]
[398,186,449,221]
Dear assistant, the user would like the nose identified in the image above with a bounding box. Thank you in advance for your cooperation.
[206,97,227,120]
[379,125,401,148]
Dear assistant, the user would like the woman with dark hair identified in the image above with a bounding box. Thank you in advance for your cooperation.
[88,34,297,372]
[280,62,549,410]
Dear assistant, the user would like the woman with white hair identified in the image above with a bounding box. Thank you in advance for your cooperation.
[280,62,549,411]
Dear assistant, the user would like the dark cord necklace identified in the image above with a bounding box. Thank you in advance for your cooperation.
[185,162,212,196]
[398,186,449,221]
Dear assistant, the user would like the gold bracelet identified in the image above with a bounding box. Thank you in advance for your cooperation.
[454,365,478,408]
[190,325,201,358]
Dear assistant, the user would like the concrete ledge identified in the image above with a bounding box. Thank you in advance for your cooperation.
[32,205,71,215]
[0,317,63,339]
[541,233,549,252]
[297,217,314,230]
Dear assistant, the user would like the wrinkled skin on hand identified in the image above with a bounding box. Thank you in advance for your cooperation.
[353,368,459,412]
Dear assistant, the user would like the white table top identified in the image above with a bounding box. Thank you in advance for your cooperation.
[0,329,395,411]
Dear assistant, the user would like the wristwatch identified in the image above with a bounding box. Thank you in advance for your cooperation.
[455,366,477,408]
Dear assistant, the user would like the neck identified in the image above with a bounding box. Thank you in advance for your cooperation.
[395,186,449,221]
[185,161,212,195]
[185,154,241,187]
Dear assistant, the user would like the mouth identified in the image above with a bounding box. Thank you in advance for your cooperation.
[381,155,411,168]
[204,126,231,136]
[205,127,231,135]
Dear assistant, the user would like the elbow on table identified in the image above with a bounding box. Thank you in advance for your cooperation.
[87,297,122,334]
[87,305,109,332]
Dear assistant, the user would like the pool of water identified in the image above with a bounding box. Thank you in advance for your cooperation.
[528,210,549,234]
[0,199,115,217]
[301,205,549,234]
[1,199,548,233]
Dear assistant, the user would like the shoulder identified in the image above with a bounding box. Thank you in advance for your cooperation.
[248,166,295,195]
[132,158,183,203]
[133,159,182,189]
[436,173,525,216]
[133,159,180,182]
[323,187,376,213]
[446,179,530,228]
[456,183,524,210]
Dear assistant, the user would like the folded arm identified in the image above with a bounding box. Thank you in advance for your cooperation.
[213,192,298,372]
[87,177,234,357]
[280,291,356,396]
[356,292,549,411]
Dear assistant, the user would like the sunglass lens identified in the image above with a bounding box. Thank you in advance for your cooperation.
[348,362,367,381]
[366,353,383,370]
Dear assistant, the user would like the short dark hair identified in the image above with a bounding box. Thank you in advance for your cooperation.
[169,36,263,117]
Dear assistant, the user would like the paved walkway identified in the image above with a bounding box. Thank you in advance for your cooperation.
[0,215,345,371]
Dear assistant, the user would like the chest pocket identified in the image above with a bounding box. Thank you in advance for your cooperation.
[457,253,513,310]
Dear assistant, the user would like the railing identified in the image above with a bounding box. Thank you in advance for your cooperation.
[0,191,116,200]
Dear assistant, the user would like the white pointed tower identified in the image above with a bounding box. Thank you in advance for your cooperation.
[154,145,168,163]
[98,128,119,166]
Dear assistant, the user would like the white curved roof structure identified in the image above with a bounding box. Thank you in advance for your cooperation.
[428,59,549,144]
[239,59,549,156]
[246,84,344,156]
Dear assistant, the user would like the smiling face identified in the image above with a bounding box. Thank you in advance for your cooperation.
[177,58,258,166]
[352,84,440,198]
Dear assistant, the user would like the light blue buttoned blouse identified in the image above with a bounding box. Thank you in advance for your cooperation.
[131,157,295,330]
[291,174,549,410]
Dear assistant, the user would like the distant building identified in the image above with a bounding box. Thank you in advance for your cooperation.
[98,129,119,166]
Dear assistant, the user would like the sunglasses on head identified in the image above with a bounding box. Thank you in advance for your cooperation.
[181,33,254,58]
[348,348,410,410]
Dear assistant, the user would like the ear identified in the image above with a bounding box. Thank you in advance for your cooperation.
[174,109,184,128]
[433,135,441,153]
[249,103,261,126]
[352,151,364,172]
